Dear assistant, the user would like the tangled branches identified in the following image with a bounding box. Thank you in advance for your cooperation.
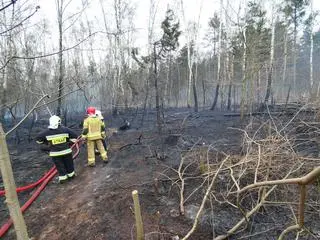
[165,112,320,240]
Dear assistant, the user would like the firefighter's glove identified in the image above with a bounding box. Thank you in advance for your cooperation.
[101,132,106,139]
[81,135,87,141]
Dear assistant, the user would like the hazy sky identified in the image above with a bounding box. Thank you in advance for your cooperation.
[35,0,220,47]
[34,0,320,52]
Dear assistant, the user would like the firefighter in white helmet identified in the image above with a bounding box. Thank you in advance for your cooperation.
[82,107,108,166]
[95,110,107,150]
[36,115,78,184]
[95,110,103,120]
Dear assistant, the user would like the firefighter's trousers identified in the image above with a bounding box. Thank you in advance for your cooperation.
[52,153,75,182]
[87,139,107,165]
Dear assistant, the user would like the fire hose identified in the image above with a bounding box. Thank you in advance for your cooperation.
[0,138,82,238]
[0,167,56,196]
[0,138,81,196]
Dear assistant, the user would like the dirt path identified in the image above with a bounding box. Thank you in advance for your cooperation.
[3,131,177,240]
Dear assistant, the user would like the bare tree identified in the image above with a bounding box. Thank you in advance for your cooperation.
[282,23,289,101]
[264,8,276,106]
[55,0,89,116]
[309,0,314,93]
[179,0,192,108]
[211,0,223,110]
[56,0,64,116]
[283,0,309,98]
[240,3,247,119]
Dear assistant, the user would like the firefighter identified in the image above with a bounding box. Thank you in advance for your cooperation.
[36,115,78,184]
[95,110,107,150]
[82,107,108,166]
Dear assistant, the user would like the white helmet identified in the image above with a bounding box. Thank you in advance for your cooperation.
[95,110,104,120]
[48,115,61,129]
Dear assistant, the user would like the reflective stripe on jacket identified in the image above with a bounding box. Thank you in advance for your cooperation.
[49,148,72,157]
[36,126,78,157]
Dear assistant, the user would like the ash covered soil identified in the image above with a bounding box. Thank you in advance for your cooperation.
[1,108,320,240]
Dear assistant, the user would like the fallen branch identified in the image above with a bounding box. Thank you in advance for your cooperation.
[214,163,304,240]
[278,224,300,240]
[224,167,319,240]
[178,155,185,215]
[215,185,277,240]
[182,156,229,240]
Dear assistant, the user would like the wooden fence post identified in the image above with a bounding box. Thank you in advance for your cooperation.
[132,190,144,240]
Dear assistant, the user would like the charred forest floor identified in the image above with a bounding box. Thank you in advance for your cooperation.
[1,106,320,240]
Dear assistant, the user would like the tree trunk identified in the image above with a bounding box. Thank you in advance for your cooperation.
[227,84,232,110]
[0,82,6,121]
[0,124,29,240]
[282,28,288,100]
[141,69,151,127]
[176,61,181,107]
[310,0,314,95]
[56,0,63,116]
[202,62,206,107]
[233,84,236,112]
[240,27,247,119]
[114,0,125,114]
[187,45,192,109]
[180,0,192,108]
[164,57,170,106]
[264,15,276,106]
[293,7,297,98]
[153,45,161,133]
[210,0,223,111]
[227,54,234,110]
[211,83,221,110]
[192,64,198,112]
[167,56,173,106]
[285,86,291,109]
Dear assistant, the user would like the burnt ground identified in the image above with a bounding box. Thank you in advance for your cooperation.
[1,108,320,240]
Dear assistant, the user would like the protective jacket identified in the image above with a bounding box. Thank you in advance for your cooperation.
[36,126,78,157]
[82,116,105,140]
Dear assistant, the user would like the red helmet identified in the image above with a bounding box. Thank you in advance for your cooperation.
[86,107,96,115]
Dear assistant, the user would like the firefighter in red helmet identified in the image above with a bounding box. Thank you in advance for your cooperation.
[82,107,108,166]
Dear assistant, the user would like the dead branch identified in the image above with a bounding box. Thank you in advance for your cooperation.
[237,167,320,194]
[230,167,319,240]
[119,143,141,151]
[212,113,314,240]
[5,94,49,136]
[34,88,80,110]
[178,154,185,215]
[278,225,300,240]
[0,31,113,71]
[0,6,40,35]
[215,167,298,240]
[0,0,16,12]
[278,184,307,240]
[182,156,229,240]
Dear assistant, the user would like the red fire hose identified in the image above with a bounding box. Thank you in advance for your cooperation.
[0,138,81,196]
[0,167,56,196]
[0,138,82,238]
[0,169,57,236]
